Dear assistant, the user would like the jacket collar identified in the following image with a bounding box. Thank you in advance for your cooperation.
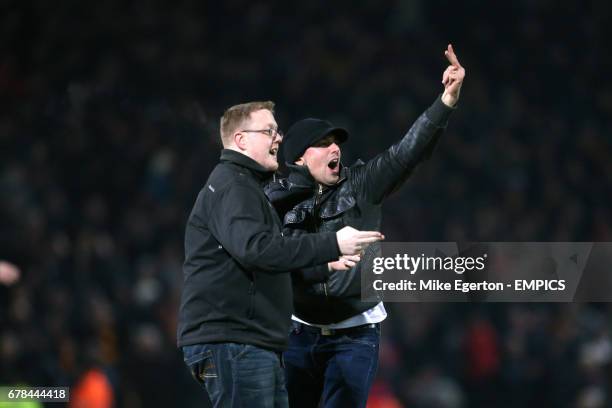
[285,162,348,191]
[220,149,275,182]
[286,163,316,189]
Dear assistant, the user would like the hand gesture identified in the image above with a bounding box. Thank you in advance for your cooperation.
[328,254,361,272]
[441,44,466,107]
[336,226,384,255]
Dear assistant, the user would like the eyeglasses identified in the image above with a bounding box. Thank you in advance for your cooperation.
[241,128,284,139]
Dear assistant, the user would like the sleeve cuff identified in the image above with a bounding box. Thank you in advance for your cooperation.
[309,264,332,283]
[426,94,455,126]
[322,231,341,261]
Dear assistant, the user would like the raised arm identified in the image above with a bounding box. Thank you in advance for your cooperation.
[352,44,466,204]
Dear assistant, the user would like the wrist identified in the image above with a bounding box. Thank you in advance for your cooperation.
[441,92,457,107]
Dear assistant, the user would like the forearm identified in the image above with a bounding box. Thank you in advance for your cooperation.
[392,97,449,167]
[293,264,331,284]
[229,230,340,274]
[357,95,455,203]
[426,94,455,127]
[209,184,341,274]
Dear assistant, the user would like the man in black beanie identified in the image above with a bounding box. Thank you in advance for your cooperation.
[265,44,466,408]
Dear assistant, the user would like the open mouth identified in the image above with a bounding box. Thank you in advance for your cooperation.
[269,147,278,156]
[327,158,339,170]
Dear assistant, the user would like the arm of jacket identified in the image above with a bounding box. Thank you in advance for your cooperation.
[350,95,455,204]
[265,181,332,283]
[261,224,332,284]
[294,264,331,284]
[287,227,332,284]
[206,181,340,273]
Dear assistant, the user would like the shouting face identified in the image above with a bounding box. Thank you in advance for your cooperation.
[239,109,283,171]
[297,134,342,186]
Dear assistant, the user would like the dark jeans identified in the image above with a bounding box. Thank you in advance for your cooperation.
[183,343,288,408]
[284,322,380,408]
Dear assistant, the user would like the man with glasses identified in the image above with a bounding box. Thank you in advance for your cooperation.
[266,45,466,407]
[178,101,384,408]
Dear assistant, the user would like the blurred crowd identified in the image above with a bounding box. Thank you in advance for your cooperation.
[1,1,611,407]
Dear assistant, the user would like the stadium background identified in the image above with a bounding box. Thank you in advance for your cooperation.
[1,1,611,407]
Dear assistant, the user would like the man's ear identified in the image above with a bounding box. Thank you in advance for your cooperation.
[234,131,248,151]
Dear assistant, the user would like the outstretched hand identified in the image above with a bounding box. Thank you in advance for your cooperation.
[441,44,465,107]
[336,226,384,256]
[328,254,361,272]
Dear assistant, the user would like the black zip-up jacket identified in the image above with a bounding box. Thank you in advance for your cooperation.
[265,96,454,324]
[177,149,341,352]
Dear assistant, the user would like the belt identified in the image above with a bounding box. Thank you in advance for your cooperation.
[294,322,378,336]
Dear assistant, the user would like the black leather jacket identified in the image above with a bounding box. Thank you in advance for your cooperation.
[266,96,455,324]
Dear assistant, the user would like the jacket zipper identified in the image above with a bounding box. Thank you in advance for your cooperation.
[314,184,323,213]
[247,281,255,319]
[313,184,329,297]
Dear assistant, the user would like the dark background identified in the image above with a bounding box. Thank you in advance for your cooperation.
[1,0,611,407]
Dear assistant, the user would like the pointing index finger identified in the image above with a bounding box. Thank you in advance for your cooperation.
[444,43,462,68]
[359,236,385,244]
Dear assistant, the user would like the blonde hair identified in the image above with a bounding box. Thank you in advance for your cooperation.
[220,101,275,146]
